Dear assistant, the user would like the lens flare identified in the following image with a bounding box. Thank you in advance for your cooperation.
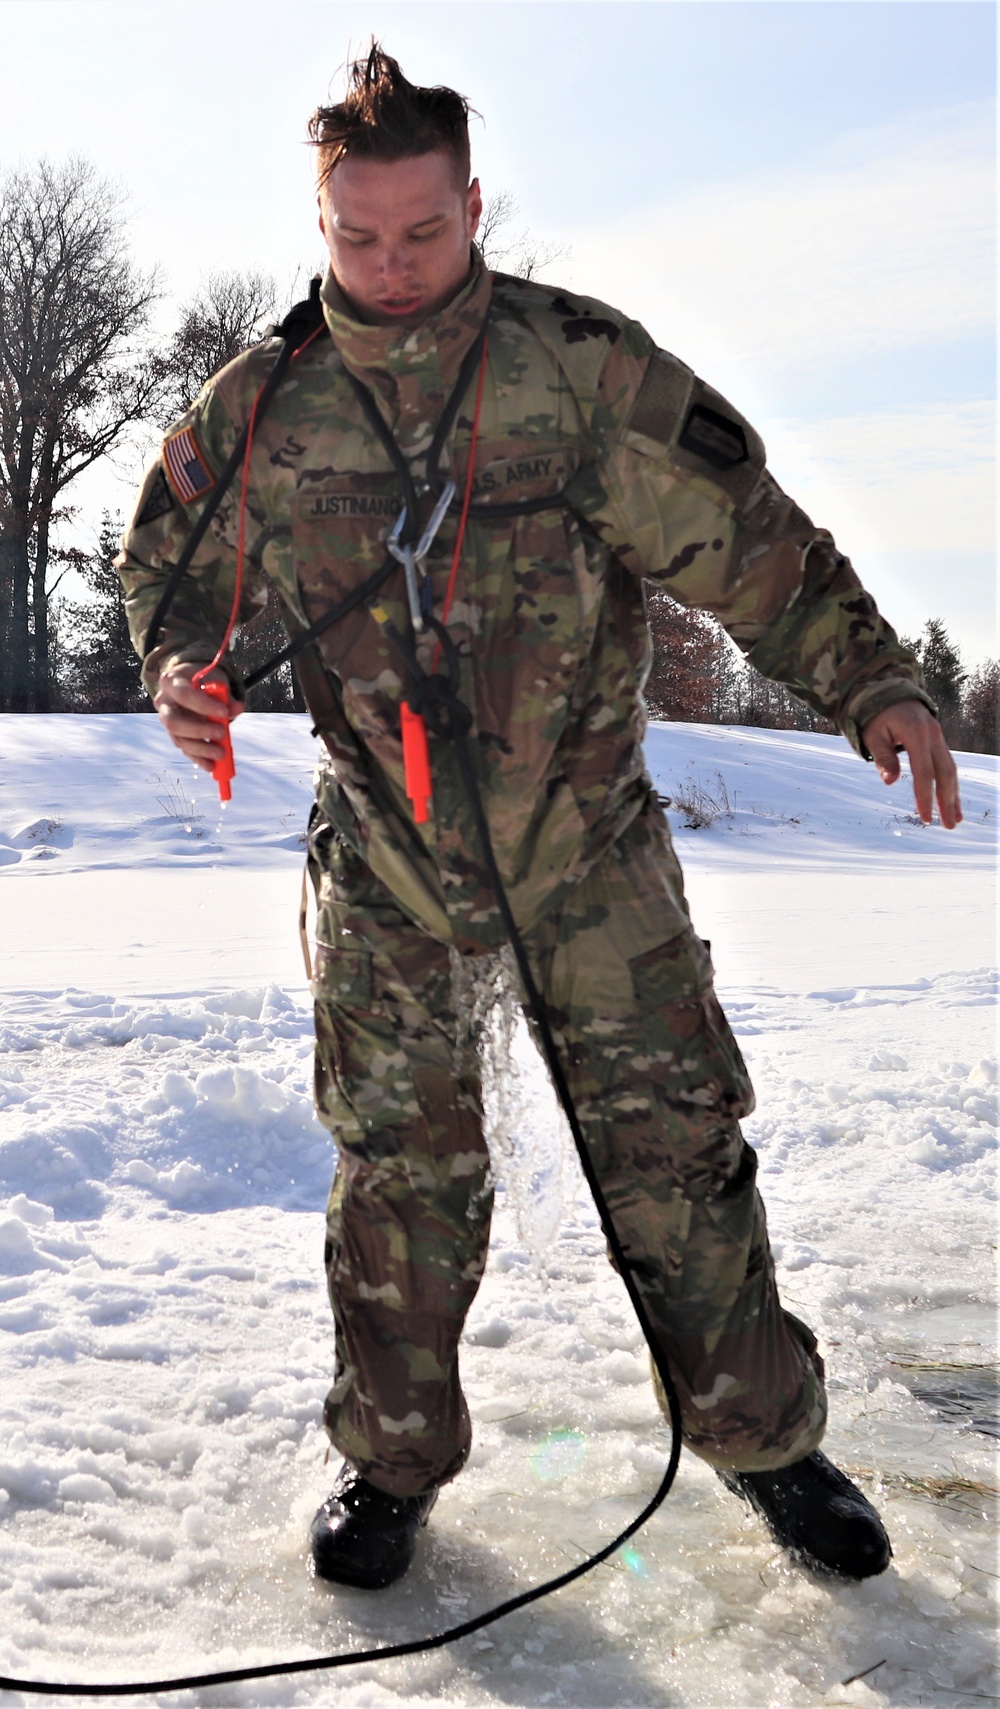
[531,1430,587,1482]
[618,1545,648,1576]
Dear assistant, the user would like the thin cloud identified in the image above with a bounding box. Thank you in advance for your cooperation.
[765,402,995,556]
[558,104,994,377]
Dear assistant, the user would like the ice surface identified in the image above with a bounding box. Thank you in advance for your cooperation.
[0,714,995,1706]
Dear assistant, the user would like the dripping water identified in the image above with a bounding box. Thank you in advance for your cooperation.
[449,946,574,1272]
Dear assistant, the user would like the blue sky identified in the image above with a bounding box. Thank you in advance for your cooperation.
[1,0,995,662]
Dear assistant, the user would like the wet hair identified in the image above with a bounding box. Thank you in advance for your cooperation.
[309,44,472,189]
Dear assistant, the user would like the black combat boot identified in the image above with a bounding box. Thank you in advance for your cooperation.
[718,1450,892,1579]
[309,1465,438,1589]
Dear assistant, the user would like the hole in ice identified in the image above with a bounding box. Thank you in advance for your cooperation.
[886,1360,1000,1440]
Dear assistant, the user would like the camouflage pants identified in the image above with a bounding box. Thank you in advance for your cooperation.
[309,800,826,1498]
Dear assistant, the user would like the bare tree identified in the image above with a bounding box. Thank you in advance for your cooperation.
[644,589,834,733]
[158,268,278,427]
[644,589,718,722]
[156,268,302,711]
[961,658,999,754]
[477,190,518,264]
[478,191,568,281]
[0,157,165,710]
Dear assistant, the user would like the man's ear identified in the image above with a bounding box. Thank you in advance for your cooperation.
[317,197,328,241]
[467,177,483,240]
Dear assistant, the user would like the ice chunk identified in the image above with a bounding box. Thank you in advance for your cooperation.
[181,1505,211,1544]
[154,1161,213,1203]
[905,1133,950,1168]
[0,1217,37,1264]
[124,1159,158,1187]
[7,1194,54,1227]
[465,1315,513,1348]
[194,1065,237,1105]
[160,1071,197,1111]
[869,1050,909,1071]
[58,1473,117,1504]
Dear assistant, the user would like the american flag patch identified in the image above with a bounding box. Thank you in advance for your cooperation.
[162,425,215,503]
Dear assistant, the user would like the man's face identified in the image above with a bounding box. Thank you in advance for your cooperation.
[318,150,482,327]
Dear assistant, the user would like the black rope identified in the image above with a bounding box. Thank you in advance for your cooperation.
[2,307,689,1701]
[425,320,490,496]
[140,288,560,694]
[0,633,683,1702]
[340,317,489,544]
[142,340,296,660]
[424,320,566,520]
[401,620,681,1412]
[242,554,398,690]
[0,1459,676,1697]
[141,278,329,664]
[341,367,421,540]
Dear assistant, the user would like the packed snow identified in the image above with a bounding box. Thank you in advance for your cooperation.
[0,713,995,1708]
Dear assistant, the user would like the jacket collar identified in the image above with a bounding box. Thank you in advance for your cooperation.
[320,249,492,398]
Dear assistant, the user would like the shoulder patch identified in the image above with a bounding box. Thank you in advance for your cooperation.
[678,403,748,472]
[163,423,216,503]
[135,465,175,528]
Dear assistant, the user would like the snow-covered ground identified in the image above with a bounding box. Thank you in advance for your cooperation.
[0,714,995,1708]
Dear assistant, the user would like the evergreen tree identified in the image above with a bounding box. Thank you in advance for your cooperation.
[230,583,305,713]
[59,513,150,711]
[903,618,967,744]
[60,511,303,713]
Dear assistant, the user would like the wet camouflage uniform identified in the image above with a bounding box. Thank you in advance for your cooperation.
[118,254,932,1496]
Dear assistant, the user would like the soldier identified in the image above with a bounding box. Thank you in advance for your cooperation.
[118,47,961,1593]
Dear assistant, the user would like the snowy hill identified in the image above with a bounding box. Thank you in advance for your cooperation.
[2,713,995,875]
[0,714,995,1706]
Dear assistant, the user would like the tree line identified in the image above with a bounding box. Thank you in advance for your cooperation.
[645,596,998,754]
[2,157,996,751]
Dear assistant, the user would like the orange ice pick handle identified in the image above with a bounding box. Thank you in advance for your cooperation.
[199,679,235,801]
[400,702,432,823]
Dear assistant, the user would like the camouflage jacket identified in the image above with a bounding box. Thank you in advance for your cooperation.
[118,254,932,948]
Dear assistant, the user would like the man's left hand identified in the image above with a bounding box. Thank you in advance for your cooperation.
[862,700,963,829]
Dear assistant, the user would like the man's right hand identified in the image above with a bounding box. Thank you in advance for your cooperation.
[862,699,962,829]
[153,663,243,773]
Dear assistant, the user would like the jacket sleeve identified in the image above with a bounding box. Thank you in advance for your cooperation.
[115,379,270,699]
[578,326,934,756]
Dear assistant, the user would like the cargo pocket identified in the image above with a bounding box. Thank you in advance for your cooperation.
[313,939,373,1008]
[698,1139,761,1309]
[312,939,374,1140]
[627,930,755,1153]
[650,1141,762,1328]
